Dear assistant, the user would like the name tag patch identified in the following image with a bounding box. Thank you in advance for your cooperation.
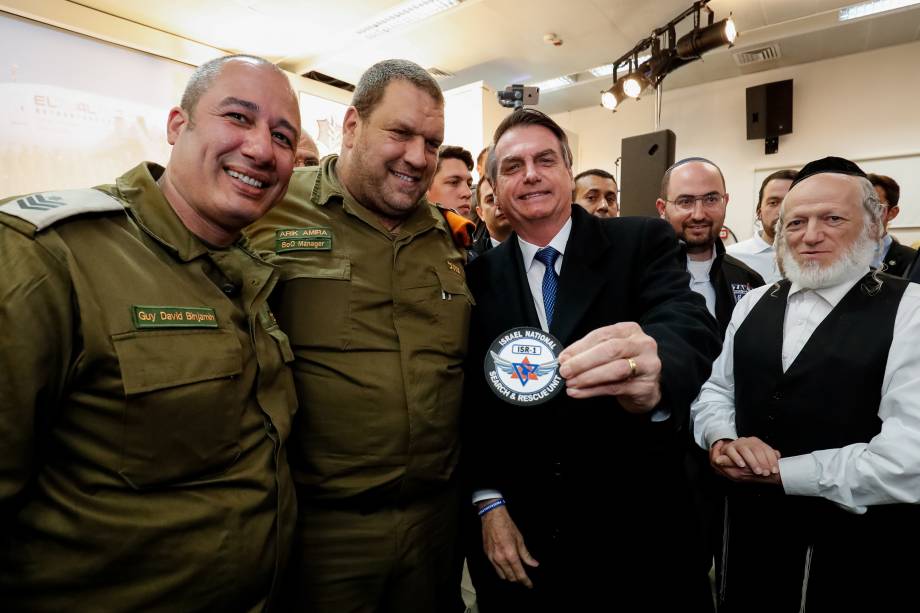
[275,227,332,252]
[132,306,219,329]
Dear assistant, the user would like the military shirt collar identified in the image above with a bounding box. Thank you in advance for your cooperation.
[116,162,246,262]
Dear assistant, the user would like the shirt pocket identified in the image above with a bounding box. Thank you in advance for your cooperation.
[434,268,474,357]
[112,328,244,489]
[274,255,352,351]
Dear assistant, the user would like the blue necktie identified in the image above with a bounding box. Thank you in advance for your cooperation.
[535,246,561,326]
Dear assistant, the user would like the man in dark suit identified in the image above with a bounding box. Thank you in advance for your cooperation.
[462,108,721,612]
[868,173,917,277]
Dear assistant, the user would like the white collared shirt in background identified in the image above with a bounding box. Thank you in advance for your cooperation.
[691,267,920,514]
[727,232,782,284]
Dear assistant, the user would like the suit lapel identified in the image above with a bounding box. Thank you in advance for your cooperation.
[551,206,611,344]
[492,234,542,329]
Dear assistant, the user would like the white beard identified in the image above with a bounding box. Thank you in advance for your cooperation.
[782,228,877,289]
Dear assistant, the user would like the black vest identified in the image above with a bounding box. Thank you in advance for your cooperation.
[724,273,920,611]
[734,273,907,457]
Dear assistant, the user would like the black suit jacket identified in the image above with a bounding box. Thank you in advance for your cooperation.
[883,238,918,278]
[680,238,765,336]
[462,205,720,606]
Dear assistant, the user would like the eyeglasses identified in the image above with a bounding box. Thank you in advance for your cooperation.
[665,193,725,211]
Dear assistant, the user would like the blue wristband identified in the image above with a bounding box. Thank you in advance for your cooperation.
[477,498,506,517]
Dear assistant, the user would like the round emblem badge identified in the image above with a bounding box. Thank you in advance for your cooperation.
[483,326,565,406]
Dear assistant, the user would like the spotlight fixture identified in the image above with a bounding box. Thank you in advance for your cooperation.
[676,16,737,59]
[597,0,736,110]
[601,81,627,110]
[623,69,651,98]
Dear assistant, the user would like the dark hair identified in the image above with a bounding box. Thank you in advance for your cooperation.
[488,108,573,183]
[181,54,290,119]
[659,157,725,199]
[756,169,798,213]
[867,173,900,207]
[351,59,443,119]
[574,168,616,184]
[436,145,474,174]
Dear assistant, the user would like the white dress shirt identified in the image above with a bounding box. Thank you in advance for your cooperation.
[726,232,782,284]
[691,267,920,514]
[517,218,572,332]
[686,251,717,318]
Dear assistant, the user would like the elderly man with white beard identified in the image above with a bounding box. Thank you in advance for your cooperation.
[691,156,920,613]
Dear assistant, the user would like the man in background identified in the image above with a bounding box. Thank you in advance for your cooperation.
[428,145,474,218]
[248,58,469,613]
[573,168,618,218]
[471,176,510,255]
[476,146,490,182]
[868,173,917,277]
[295,131,321,167]
[0,54,301,611]
[727,169,797,283]
[657,157,764,334]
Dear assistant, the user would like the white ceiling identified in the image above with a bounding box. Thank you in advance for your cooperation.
[70,0,920,113]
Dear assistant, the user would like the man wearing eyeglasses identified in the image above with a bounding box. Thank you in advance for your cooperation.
[656,157,765,336]
[656,158,765,593]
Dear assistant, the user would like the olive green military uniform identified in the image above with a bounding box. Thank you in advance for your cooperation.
[247,156,471,612]
[0,163,297,612]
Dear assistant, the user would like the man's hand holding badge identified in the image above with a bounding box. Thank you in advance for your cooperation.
[558,322,663,413]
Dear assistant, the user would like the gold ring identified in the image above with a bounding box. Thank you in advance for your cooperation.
[627,357,639,379]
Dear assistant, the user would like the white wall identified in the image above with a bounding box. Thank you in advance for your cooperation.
[0,6,352,196]
[551,41,920,245]
[444,81,511,183]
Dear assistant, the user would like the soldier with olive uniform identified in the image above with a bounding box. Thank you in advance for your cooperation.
[0,54,301,611]
[248,59,470,612]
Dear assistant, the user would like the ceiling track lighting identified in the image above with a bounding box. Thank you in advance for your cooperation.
[599,0,736,111]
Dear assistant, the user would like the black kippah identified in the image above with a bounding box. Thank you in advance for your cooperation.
[790,156,867,189]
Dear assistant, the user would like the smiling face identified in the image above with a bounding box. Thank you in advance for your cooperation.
[491,124,574,243]
[162,59,299,245]
[428,157,473,217]
[781,173,868,270]
[339,79,444,223]
[655,161,728,256]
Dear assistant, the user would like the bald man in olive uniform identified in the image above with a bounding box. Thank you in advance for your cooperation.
[0,54,301,611]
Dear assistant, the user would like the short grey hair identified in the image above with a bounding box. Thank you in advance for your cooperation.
[180,54,289,118]
[352,59,443,119]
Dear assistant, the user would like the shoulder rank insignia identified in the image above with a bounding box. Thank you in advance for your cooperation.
[0,189,124,231]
